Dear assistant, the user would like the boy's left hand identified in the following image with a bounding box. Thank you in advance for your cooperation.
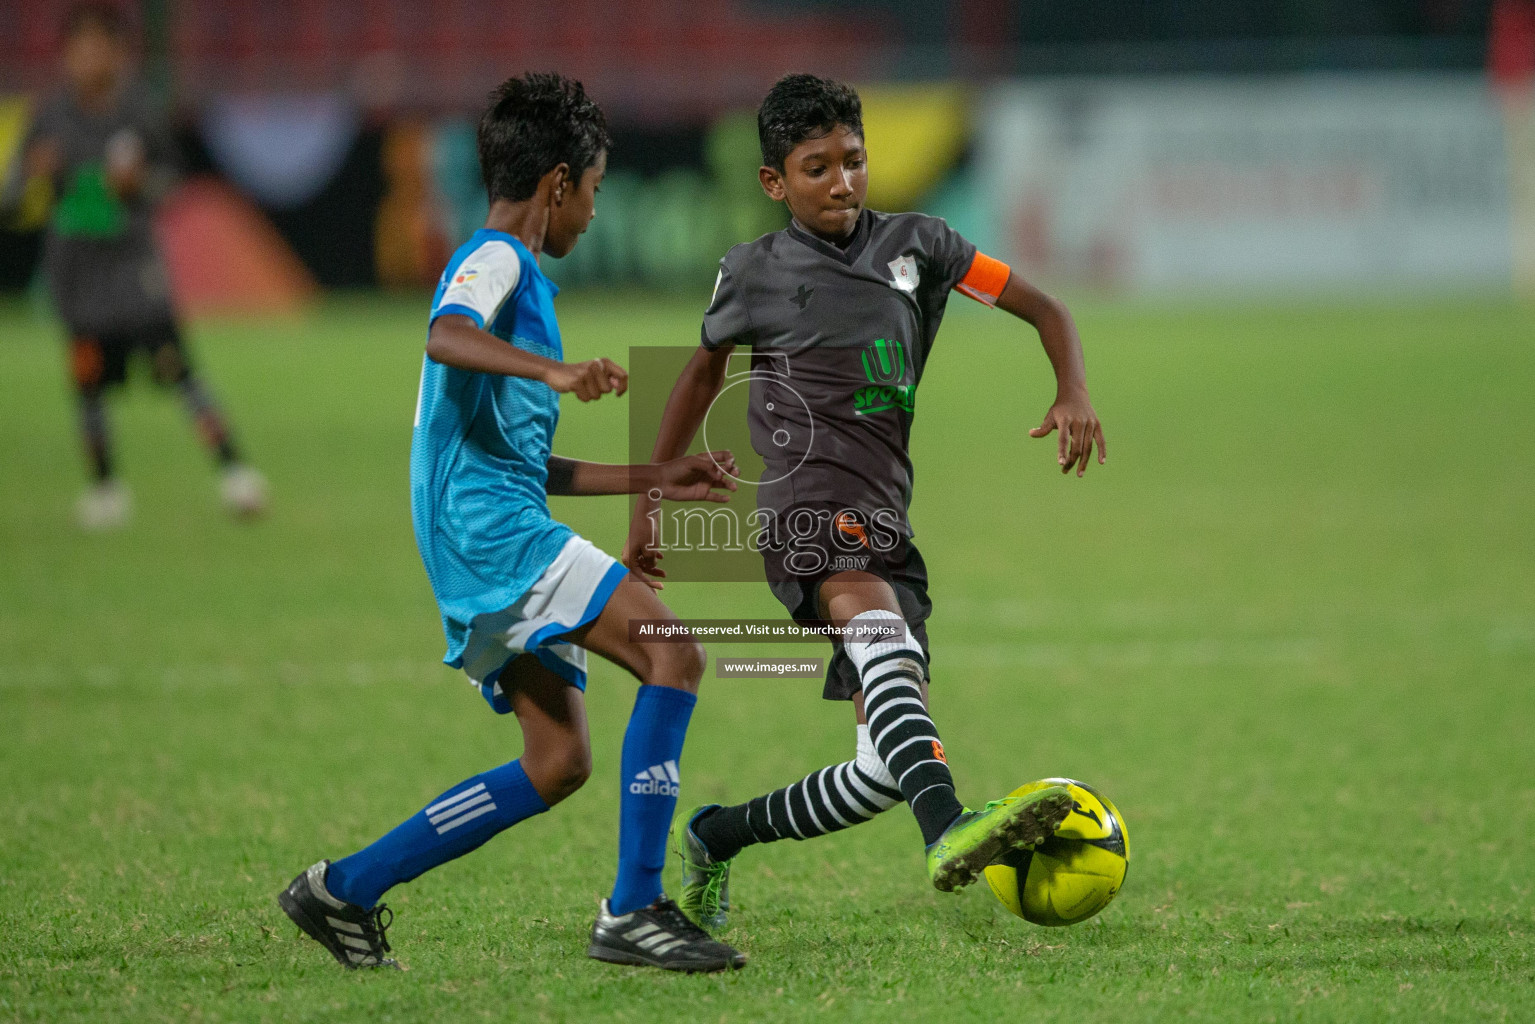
[657,450,740,502]
[1029,387,1106,477]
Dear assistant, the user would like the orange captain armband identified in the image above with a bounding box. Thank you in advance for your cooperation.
[954,251,1011,307]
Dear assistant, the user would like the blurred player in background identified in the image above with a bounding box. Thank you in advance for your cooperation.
[279,74,747,974]
[625,74,1105,929]
[0,3,266,530]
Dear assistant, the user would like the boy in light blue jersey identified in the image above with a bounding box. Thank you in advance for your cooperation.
[279,74,746,974]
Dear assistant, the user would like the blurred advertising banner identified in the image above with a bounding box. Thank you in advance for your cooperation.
[976,76,1515,292]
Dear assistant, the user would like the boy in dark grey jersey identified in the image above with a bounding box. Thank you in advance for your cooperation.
[1,4,265,530]
[625,74,1107,929]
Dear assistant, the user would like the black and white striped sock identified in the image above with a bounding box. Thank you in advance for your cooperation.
[693,726,901,862]
[846,609,964,846]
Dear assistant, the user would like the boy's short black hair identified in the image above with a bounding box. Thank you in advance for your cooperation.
[64,2,128,40]
[757,73,864,170]
[477,73,611,203]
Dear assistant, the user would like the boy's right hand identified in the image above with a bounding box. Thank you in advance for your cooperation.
[25,139,62,182]
[545,358,628,401]
[104,130,147,198]
[621,452,737,588]
[623,496,666,589]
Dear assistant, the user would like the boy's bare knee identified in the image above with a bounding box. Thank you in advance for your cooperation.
[679,640,706,686]
[661,640,706,689]
[552,747,592,799]
[637,639,705,693]
[524,739,592,806]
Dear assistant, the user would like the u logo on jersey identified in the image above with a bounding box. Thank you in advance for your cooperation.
[860,338,905,384]
[853,338,915,416]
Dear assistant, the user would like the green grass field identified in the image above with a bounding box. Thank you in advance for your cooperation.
[1,292,1532,1022]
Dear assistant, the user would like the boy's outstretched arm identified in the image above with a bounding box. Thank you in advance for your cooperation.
[620,342,737,585]
[545,451,738,499]
[993,273,1106,476]
[426,314,628,401]
[1,130,60,222]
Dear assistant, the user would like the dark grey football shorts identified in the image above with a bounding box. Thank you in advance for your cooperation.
[757,502,933,701]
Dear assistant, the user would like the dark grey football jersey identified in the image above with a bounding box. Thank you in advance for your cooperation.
[3,82,179,334]
[702,209,978,538]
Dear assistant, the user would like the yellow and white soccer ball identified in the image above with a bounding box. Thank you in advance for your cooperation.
[984,778,1129,926]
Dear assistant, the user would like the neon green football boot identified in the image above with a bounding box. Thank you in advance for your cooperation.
[672,804,733,930]
[925,785,1074,892]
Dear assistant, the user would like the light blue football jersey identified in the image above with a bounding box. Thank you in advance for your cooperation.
[411,229,575,666]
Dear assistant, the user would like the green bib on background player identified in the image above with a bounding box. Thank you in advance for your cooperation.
[52,164,129,239]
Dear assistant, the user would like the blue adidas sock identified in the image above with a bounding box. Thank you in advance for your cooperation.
[325,758,548,909]
[609,684,697,916]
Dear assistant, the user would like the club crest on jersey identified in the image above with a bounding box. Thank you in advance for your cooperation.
[887,255,919,294]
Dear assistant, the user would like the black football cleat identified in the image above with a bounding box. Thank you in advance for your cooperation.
[278,860,400,970]
[587,896,746,973]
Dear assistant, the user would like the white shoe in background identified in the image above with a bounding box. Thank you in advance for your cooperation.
[220,464,269,518]
[76,480,132,532]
